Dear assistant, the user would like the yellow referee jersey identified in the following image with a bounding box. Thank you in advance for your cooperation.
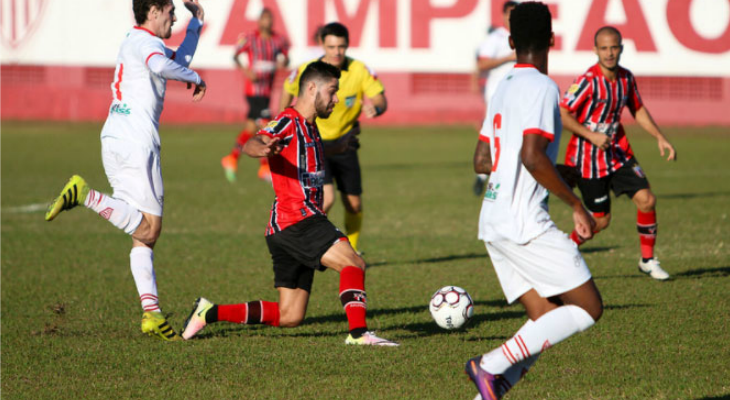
[283,57,384,141]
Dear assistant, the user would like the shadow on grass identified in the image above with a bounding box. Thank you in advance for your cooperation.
[675,266,730,279]
[695,395,730,400]
[581,246,618,254]
[658,191,730,200]
[367,252,485,268]
[400,309,524,338]
[604,304,650,311]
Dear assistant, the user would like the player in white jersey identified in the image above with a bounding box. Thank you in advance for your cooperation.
[473,1,517,196]
[465,3,604,399]
[44,0,207,341]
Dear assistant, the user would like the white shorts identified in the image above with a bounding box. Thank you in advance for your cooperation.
[485,228,592,304]
[101,136,164,216]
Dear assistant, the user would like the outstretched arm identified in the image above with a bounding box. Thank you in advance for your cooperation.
[147,55,206,101]
[634,106,677,161]
[170,0,205,68]
[243,135,283,158]
[559,106,610,150]
[521,134,595,239]
[363,92,387,118]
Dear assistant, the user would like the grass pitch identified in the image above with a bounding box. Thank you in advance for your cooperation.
[2,121,729,399]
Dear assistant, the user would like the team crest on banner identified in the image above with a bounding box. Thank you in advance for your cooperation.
[0,0,48,48]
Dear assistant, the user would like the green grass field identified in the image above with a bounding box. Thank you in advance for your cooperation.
[2,121,729,399]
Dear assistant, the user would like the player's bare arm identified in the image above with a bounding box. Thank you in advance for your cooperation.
[183,0,204,21]
[473,140,492,174]
[363,93,387,118]
[476,53,517,72]
[559,107,610,150]
[634,106,677,161]
[521,134,595,239]
[243,135,282,158]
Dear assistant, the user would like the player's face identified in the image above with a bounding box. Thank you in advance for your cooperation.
[594,32,623,71]
[322,35,348,68]
[502,6,515,31]
[259,11,273,32]
[314,78,340,119]
[155,2,176,39]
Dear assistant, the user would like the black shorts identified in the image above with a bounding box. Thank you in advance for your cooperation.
[246,96,271,121]
[323,126,362,195]
[577,158,650,215]
[265,215,347,292]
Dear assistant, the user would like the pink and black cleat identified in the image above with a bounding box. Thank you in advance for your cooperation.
[465,356,504,400]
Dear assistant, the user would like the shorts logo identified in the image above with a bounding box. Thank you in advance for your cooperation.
[345,95,356,108]
[595,195,609,204]
[99,208,113,220]
[633,164,646,178]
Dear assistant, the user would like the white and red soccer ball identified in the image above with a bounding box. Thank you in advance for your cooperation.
[429,286,474,330]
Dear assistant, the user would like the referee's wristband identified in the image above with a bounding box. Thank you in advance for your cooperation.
[374,106,384,117]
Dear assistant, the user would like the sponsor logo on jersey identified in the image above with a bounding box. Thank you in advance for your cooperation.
[301,171,324,188]
[567,83,580,94]
[110,103,131,115]
[485,182,500,201]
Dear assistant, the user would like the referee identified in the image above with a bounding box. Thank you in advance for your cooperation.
[280,22,387,254]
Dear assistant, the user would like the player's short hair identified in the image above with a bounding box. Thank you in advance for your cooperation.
[594,26,622,46]
[298,61,341,96]
[509,2,552,54]
[503,1,519,13]
[133,0,171,25]
[260,7,272,18]
[320,22,349,45]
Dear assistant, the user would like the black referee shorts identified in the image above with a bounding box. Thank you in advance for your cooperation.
[577,157,650,215]
[265,215,347,292]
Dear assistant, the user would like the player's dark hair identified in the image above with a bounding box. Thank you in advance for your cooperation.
[260,7,272,17]
[133,0,171,25]
[594,26,622,46]
[320,22,349,45]
[509,2,552,54]
[298,61,341,96]
[503,1,519,13]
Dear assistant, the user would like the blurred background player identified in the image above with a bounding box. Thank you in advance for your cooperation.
[299,25,325,65]
[560,26,677,280]
[279,22,387,254]
[44,0,207,341]
[472,1,517,196]
[466,3,603,398]
[181,62,397,346]
[221,8,289,183]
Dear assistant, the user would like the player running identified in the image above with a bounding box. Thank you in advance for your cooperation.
[44,0,207,341]
[561,26,677,280]
[473,0,517,196]
[279,22,387,255]
[221,8,289,183]
[181,61,397,347]
[466,3,603,398]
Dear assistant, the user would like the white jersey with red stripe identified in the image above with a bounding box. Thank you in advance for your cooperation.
[478,64,562,245]
[101,20,202,148]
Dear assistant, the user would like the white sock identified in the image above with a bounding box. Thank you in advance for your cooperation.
[498,320,540,393]
[130,247,160,313]
[85,189,143,235]
[481,305,595,375]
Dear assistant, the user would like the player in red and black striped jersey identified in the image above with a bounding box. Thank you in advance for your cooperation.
[221,8,290,183]
[560,26,677,280]
[181,61,398,346]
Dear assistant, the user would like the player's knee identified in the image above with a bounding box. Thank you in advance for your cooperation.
[587,302,603,323]
[595,214,611,231]
[279,312,304,328]
[132,219,161,246]
[642,192,657,211]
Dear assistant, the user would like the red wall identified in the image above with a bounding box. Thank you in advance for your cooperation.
[2,65,729,126]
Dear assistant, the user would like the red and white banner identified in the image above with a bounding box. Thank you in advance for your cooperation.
[1,0,729,76]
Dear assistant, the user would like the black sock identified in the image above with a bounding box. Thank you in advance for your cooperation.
[205,305,219,324]
[350,327,368,339]
[642,257,652,263]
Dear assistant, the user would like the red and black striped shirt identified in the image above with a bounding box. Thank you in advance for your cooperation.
[258,107,325,235]
[235,30,289,97]
[561,63,643,179]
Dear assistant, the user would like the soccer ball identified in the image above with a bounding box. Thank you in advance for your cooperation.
[429,286,474,330]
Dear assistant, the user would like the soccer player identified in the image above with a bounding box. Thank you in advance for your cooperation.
[44,0,207,341]
[560,26,677,280]
[181,62,397,346]
[279,22,387,254]
[473,1,518,196]
[465,3,603,398]
[221,8,290,183]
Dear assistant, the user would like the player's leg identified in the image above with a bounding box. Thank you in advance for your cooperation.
[342,194,363,253]
[570,176,611,246]
[222,118,257,183]
[334,148,364,253]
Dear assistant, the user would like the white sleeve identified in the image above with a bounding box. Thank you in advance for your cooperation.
[147,53,201,84]
[477,34,498,59]
[522,82,560,142]
[167,18,203,68]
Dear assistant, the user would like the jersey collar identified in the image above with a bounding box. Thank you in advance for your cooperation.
[514,63,538,70]
[134,26,156,37]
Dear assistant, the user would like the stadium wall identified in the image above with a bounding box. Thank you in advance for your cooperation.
[2,0,729,126]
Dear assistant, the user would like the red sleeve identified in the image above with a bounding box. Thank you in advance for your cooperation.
[560,75,592,113]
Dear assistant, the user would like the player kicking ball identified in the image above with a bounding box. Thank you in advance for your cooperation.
[181,61,397,346]
[45,0,207,341]
[465,3,603,398]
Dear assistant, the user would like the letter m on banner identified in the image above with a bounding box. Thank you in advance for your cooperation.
[0,0,48,48]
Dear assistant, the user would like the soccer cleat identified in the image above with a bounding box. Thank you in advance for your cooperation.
[344,331,399,346]
[181,297,214,340]
[473,175,487,196]
[465,356,504,400]
[638,258,670,280]
[221,155,238,183]
[141,311,181,341]
[45,175,90,221]
[258,163,272,183]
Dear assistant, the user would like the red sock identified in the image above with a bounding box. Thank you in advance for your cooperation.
[339,266,367,332]
[259,157,269,167]
[231,130,253,159]
[570,231,587,246]
[217,301,280,327]
[637,210,657,259]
